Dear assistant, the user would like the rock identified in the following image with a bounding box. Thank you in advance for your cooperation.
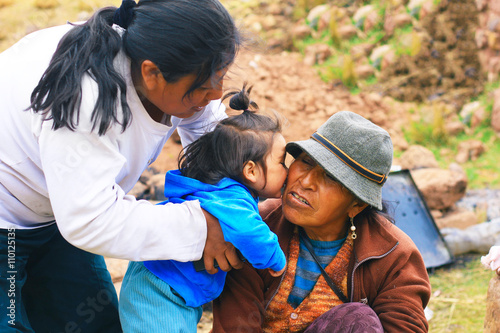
[369,45,392,70]
[448,162,467,177]
[268,3,282,15]
[362,10,380,32]
[411,167,467,210]
[485,275,500,333]
[380,48,397,71]
[460,101,487,128]
[292,24,312,40]
[147,173,168,201]
[355,64,375,79]
[455,140,486,163]
[261,15,278,30]
[390,132,409,151]
[456,189,500,221]
[353,5,378,31]
[303,43,331,66]
[419,0,437,20]
[128,181,149,200]
[139,167,158,185]
[445,121,465,136]
[383,13,396,37]
[434,206,478,230]
[399,145,439,170]
[393,13,413,28]
[476,29,489,49]
[384,12,413,36]
[306,4,330,29]
[317,8,333,33]
[350,43,375,60]
[476,0,487,12]
[338,24,358,40]
[440,218,500,256]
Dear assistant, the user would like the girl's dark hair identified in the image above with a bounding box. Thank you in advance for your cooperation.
[179,84,283,186]
[28,0,240,135]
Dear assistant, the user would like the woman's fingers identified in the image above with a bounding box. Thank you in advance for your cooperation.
[203,209,223,274]
[202,209,243,274]
[224,244,244,270]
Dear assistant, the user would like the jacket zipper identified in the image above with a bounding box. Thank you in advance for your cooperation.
[349,242,399,302]
[265,265,288,311]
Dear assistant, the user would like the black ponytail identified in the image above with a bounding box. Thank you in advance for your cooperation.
[29,7,130,135]
[224,82,258,112]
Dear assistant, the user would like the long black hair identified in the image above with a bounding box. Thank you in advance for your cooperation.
[28,0,240,135]
[179,83,284,186]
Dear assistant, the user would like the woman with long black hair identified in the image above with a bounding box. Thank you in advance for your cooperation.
[0,0,242,331]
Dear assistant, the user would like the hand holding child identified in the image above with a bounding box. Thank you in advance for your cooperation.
[202,209,244,274]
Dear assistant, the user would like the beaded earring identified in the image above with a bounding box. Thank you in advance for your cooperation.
[350,216,357,240]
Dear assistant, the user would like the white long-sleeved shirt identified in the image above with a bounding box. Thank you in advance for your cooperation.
[0,24,227,261]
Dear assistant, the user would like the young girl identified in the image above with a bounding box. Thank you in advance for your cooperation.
[119,84,288,332]
[0,0,241,331]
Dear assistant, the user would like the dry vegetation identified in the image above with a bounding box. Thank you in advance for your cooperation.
[0,0,121,52]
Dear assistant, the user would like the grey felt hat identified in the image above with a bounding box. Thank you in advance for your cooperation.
[286,111,393,210]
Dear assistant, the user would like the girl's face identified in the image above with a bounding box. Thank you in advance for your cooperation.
[282,152,364,241]
[140,64,226,119]
[254,134,288,199]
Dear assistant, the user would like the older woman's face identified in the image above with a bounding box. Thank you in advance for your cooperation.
[282,152,361,241]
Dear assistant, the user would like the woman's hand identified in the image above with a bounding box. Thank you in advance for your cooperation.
[202,209,244,274]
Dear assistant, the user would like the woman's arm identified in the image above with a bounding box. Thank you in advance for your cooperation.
[38,81,210,261]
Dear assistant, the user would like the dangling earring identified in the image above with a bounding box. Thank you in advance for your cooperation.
[350,216,357,240]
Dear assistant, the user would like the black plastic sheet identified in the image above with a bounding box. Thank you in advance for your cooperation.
[382,170,454,269]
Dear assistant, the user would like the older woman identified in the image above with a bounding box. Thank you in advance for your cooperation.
[212,111,431,332]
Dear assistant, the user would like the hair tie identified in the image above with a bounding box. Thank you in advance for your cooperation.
[113,0,136,29]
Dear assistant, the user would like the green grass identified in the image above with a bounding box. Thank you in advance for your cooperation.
[428,255,493,332]
[399,80,500,189]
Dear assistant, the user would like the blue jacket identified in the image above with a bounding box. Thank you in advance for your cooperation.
[144,170,286,307]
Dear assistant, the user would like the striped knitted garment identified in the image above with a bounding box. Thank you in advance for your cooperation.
[287,234,346,308]
[263,227,353,333]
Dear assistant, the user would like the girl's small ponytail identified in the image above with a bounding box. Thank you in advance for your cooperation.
[224,82,258,113]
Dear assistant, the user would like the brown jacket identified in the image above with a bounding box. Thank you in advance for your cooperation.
[212,199,431,332]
